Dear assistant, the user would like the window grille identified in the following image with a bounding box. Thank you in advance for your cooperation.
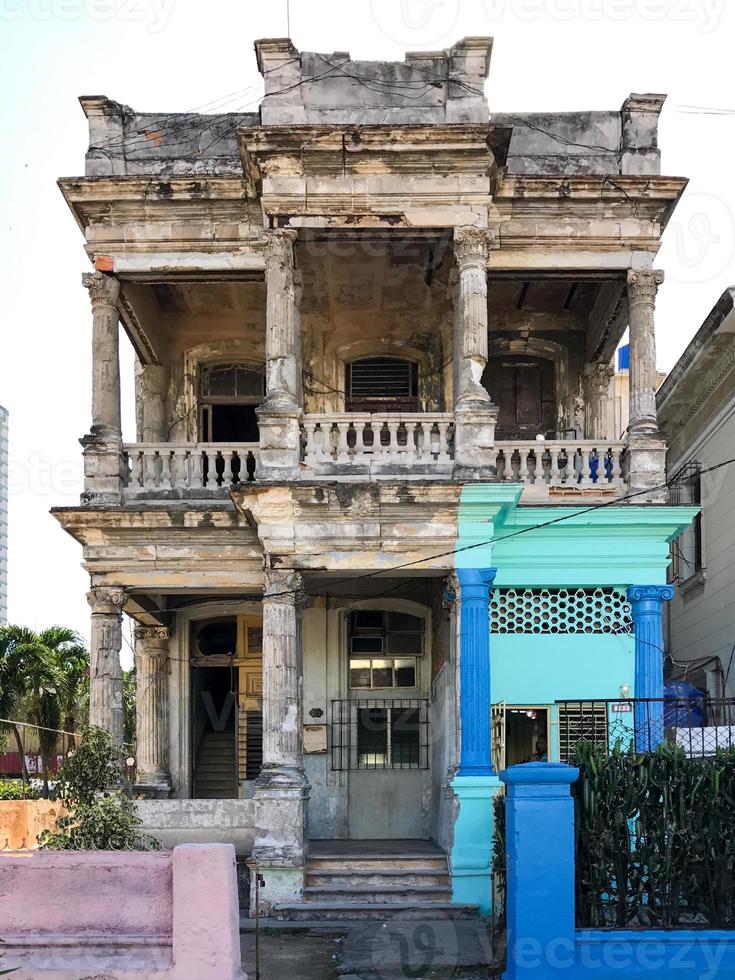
[557,701,609,763]
[347,357,417,400]
[490,588,632,634]
[669,461,703,582]
[330,698,429,771]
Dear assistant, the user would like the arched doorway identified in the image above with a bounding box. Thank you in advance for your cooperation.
[485,355,556,439]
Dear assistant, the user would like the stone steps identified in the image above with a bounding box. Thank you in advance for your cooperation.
[271,901,479,922]
[273,841,476,923]
[193,730,238,799]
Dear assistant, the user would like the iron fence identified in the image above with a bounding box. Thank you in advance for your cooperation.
[330,698,430,771]
[556,697,735,762]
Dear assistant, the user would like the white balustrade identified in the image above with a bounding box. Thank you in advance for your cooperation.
[123,443,259,494]
[302,414,454,469]
[493,441,626,489]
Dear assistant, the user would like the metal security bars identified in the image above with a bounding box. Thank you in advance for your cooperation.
[557,697,735,761]
[330,698,430,771]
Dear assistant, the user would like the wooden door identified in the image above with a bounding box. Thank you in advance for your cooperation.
[487,356,555,438]
[236,615,263,788]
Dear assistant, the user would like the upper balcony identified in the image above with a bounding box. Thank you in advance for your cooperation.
[76,229,666,507]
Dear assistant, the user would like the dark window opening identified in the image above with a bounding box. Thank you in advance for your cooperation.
[199,362,264,443]
[669,462,703,582]
[194,619,238,658]
[346,357,420,413]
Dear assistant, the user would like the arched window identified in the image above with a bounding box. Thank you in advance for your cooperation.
[345,357,419,413]
[199,363,264,442]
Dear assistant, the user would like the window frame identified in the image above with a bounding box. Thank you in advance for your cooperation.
[669,461,705,585]
[346,609,423,692]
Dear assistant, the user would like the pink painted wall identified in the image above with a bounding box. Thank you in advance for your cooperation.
[0,844,244,979]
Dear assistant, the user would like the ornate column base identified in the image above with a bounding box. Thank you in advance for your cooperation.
[133,775,172,799]
[80,430,125,506]
[452,404,498,478]
[255,408,301,480]
[627,435,667,501]
[248,767,310,915]
[450,774,502,915]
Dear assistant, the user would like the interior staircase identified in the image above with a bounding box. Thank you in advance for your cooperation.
[271,840,479,922]
[193,730,238,799]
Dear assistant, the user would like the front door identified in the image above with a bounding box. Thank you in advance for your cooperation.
[487,355,555,439]
[339,609,427,839]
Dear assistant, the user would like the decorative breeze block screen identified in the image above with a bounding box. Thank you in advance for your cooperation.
[490,588,633,634]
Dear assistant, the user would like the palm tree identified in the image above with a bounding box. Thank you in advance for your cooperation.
[0,628,30,784]
[0,626,89,796]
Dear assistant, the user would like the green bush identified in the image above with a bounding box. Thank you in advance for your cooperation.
[572,740,735,928]
[38,726,160,852]
[0,779,39,801]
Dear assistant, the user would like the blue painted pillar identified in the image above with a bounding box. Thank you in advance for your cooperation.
[451,566,498,914]
[501,763,579,979]
[457,566,497,776]
[627,585,674,751]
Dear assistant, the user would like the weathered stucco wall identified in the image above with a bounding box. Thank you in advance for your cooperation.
[0,844,244,979]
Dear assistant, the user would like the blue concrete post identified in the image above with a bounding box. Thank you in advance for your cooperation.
[451,566,498,913]
[501,763,579,979]
[627,585,674,751]
[457,566,497,776]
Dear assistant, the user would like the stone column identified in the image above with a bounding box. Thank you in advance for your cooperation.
[80,272,125,504]
[583,361,614,440]
[628,585,674,751]
[250,567,309,914]
[450,566,499,915]
[137,362,169,443]
[87,586,126,745]
[626,270,667,496]
[500,763,579,979]
[257,229,302,478]
[133,626,171,796]
[452,227,497,474]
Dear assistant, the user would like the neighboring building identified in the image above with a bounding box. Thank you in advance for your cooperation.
[53,37,696,917]
[0,406,8,623]
[658,288,735,698]
[612,342,667,440]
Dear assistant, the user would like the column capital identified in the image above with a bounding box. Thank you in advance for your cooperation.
[262,228,297,270]
[134,625,170,649]
[87,586,126,615]
[454,226,492,270]
[627,584,675,604]
[583,360,614,392]
[264,567,306,605]
[82,271,120,309]
[457,567,497,592]
[626,268,664,302]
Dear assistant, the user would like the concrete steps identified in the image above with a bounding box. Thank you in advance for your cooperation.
[272,840,478,923]
[193,730,237,799]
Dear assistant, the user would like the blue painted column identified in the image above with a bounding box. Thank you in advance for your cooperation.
[451,566,498,913]
[457,567,497,775]
[627,585,674,751]
[501,763,579,979]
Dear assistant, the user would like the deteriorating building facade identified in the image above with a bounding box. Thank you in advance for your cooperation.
[54,38,696,916]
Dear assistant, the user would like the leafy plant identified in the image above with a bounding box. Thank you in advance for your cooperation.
[38,726,160,852]
[0,779,39,801]
[572,740,735,928]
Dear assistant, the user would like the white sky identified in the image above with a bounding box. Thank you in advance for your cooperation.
[1,0,734,657]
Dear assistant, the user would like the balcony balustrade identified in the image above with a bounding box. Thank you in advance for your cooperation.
[120,427,628,497]
[302,413,454,470]
[123,443,259,495]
